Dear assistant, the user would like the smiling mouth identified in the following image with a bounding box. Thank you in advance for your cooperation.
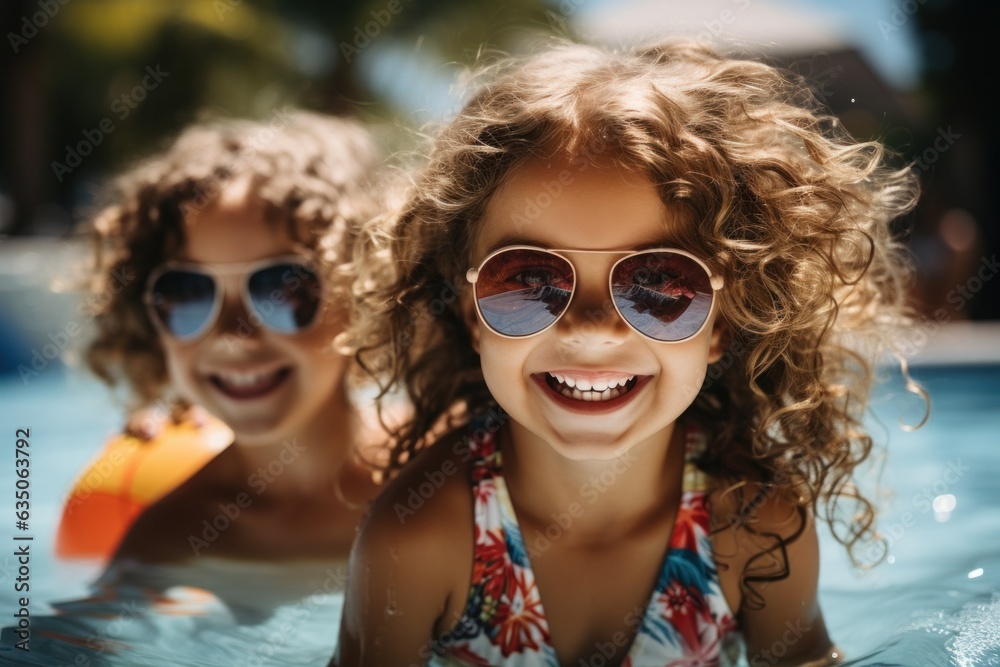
[209,367,291,399]
[544,372,639,402]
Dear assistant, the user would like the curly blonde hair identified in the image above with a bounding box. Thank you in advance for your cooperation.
[350,40,921,603]
[84,110,383,407]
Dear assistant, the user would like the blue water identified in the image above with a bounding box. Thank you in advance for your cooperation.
[817,364,1000,666]
[0,364,998,665]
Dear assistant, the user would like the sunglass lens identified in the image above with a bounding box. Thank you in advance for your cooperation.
[150,270,217,340]
[476,249,574,337]
[612,252,713,341]
[247,263,322,333]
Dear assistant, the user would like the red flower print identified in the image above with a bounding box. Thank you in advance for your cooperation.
[474,527,509,604]
[670,494,710,551]
[658,581,708,651]
[491,567,548,656]
[662,581,692,619]
[473,477,496,505]
[448,644,494,666]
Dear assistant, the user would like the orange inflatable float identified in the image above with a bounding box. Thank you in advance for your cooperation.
[56,413,234,560]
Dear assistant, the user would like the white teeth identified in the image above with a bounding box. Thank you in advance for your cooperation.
[547,373,636,403]
[548,372,635,390]
[612,376,635,388]
[217,369,277,387]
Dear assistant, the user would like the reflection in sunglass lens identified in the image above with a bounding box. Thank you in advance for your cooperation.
[475,249,574,337]
[247,263,322,333]
[150,270,217,340]
[612,252,713,342]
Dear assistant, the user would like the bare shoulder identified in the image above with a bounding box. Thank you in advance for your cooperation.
[379,429,474,518]
[358,426,476,560]
[336,427,477,666]
[709,483,843,666]
[112,454,230,564]
[112,486,204,564]
[709,483,813,601]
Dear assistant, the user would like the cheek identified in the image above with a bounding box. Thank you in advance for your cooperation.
[659,339,713,399]
[476,335,503,387]
[681,361,710,400]
[476,334,528,398]
[460,291,481,354]
[302,320,347,359]
[294,328,351,383]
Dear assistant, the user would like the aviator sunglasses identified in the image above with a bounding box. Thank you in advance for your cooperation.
[144,255,323,342]
[466,246,724,342]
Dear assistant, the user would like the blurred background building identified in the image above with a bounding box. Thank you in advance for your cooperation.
[1,0,996,378]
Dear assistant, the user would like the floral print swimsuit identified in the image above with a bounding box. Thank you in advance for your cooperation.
[431,422,740,667]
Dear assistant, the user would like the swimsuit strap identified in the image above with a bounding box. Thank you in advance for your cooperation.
[682,419,711,494]
[432,420,739,667]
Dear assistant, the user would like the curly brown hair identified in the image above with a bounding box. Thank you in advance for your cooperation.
[83,110,384,408]
[349,39,921,604]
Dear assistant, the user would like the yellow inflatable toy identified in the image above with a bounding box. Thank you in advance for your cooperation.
[56,413,234,560]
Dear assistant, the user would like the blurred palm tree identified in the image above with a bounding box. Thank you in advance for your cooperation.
[2,0,555,235]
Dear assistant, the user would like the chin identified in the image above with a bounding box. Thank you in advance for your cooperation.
[224,416,294,445]
[543,429,638,461]
[557,445,635,462]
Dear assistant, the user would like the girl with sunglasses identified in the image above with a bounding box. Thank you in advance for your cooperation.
[335,40,920,666]
[73,111,389,564]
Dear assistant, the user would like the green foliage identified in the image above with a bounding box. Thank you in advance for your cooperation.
[6,0,558,233]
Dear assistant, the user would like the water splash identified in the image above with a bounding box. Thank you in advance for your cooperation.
[907,592,1000,667]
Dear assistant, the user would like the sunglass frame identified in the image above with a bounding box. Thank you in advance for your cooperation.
[465,245,724,342]
[143,254,323,343]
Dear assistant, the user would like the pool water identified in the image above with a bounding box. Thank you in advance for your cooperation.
[7,556,347,666]
[817,364,1000,667]
[1,364,998,666]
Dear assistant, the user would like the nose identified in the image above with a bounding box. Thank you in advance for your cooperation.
[554,261,629,349]
[207,275,263,350]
